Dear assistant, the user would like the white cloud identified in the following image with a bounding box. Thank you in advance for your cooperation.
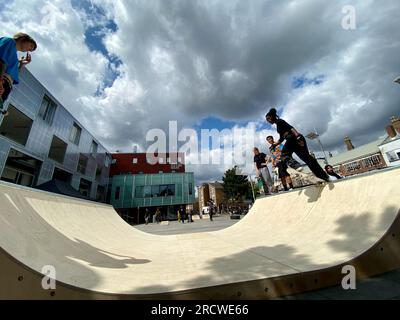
[2,0,400,184]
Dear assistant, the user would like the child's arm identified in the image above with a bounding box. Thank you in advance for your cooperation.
[18,53,31,71]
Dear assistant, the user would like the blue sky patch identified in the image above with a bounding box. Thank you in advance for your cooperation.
[71,0,122,95]
[292,74,325,89]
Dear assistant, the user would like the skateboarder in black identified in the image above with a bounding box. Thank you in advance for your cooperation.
[0,33,37,115]
[265,108,329,182]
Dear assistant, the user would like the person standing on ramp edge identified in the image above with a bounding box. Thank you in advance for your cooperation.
[253,147,272,195]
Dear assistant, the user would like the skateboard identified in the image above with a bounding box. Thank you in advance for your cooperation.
[287,167,326,186]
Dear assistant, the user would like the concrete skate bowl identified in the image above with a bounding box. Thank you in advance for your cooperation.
[0,168,400,299]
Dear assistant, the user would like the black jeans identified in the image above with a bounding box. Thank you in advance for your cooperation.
[281,134,329,181]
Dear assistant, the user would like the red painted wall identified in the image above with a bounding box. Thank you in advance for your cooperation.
[110,153,186,177]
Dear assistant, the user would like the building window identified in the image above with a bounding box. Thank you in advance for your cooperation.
[48,135,67,164]
[96,185,106,202]
[135,186,144,198]
[111,159,117,165]
[362,155,381,168]
[386,151,400,163]
[159,158,164,164]
[139,184,176,198]
[70,122,82,145]
[344,161,361,173]
[90,141,98,156]
[115,187,121,200]
[132,158,138,164]
[189,183,193,195]
[144,186,152,198]
[77,154,88,175]
[38,95,57,125]
[1,149,41,187]
[0,104,33,146]
[159,184,175,196]
[79,178,92,197]
[152,185,160,197]
[95,166,102,182]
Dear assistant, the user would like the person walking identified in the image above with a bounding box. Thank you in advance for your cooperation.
[179,206,186,224]
[265,108,329,182]
[155,208,161,224]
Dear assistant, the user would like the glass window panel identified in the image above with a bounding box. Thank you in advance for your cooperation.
[159,185,168,197]
[144,186,152,198]
[168,184,175,196]
[135,186,144,198]
[152,185,160,197]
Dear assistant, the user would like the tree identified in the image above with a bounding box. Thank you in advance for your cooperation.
[222,166,252,202]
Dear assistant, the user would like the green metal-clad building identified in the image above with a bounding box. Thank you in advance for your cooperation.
[110,172,195,223]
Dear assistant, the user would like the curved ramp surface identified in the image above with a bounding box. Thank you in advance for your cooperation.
[1,169,400,299]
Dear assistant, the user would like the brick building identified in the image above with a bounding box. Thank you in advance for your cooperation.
[110,152,185,176]
[302,116,400,178]
[329,137,387,177]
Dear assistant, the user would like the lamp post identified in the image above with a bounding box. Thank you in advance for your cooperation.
[306,129,329,165]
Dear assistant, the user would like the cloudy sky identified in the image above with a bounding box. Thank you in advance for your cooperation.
[1,0,399,184]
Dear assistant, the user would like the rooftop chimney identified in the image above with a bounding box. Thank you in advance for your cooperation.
[391,116,400,134]
[344,136,355,151]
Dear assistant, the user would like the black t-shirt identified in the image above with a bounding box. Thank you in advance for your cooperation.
[276,119,294,143]
[254,152,267,169]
